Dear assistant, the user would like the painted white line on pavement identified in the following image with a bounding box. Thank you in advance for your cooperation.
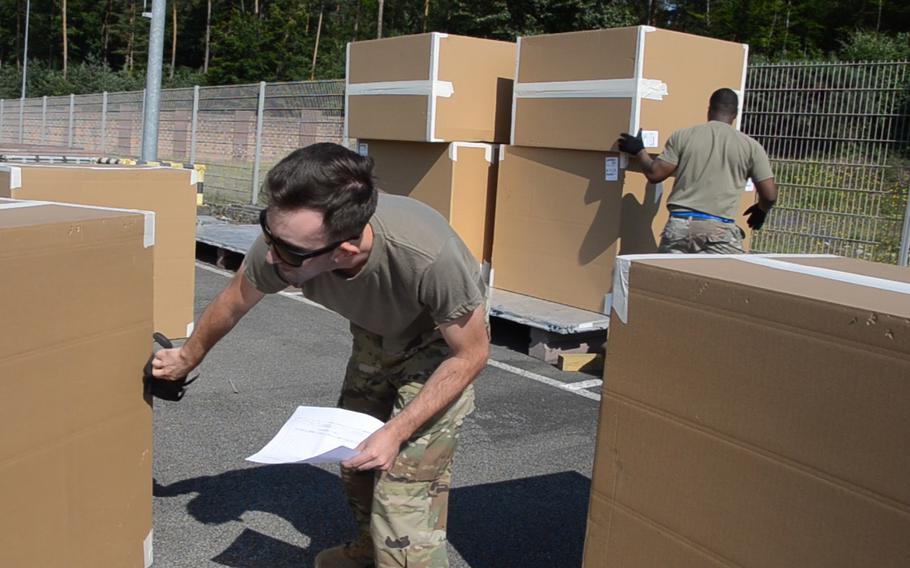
[563,378,603,390]
[195,261,602,401]
[195,261,327,310]
[486,360,602,401]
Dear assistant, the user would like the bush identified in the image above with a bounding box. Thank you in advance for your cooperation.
[0,57,204,99]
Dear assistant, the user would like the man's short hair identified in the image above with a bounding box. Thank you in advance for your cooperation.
[265,143,378,241]
[709,88,739,118]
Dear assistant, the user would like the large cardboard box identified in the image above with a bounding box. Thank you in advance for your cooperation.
[585,255,910,567]
[346,33,516,143]
[0,163,198,338]
[0,199,154,567]
[511,26,748,152]
[491,146,755,312]
[359,139,497,262]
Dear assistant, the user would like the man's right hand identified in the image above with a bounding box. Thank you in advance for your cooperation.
[152,347,197,381]
[618,130,645,155]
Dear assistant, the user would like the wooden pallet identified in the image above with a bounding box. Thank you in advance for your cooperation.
[196,216,610,367]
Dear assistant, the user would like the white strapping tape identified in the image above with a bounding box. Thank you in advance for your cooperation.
[735,256,910,295]
[0,164,22,189]
[345,79,454,98]
[611,253,845,324]
[513,78,668,100]
[509,36,523,145]
[0,200,156,247]
[427,32,449,142]
[344,42,352,142]
[448,142,494,163]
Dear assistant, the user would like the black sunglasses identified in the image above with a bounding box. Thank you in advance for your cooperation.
[259,208,358,267]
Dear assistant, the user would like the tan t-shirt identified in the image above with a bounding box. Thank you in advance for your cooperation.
[244,193,487,354]
[659,121,774,220]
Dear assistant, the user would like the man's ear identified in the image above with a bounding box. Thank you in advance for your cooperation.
[337,241,361,256]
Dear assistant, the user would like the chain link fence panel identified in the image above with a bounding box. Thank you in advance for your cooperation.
[742,60,910,264]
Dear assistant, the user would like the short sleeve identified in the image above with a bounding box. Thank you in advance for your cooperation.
[657,130,681,165]
[418,237,486,325]
[749,139,775,182]
[242,235,290,294]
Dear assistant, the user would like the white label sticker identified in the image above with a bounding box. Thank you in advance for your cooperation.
[641,130,660,148]
[745,179,755,192]
[605,157,619,181]
[357,143,369,156]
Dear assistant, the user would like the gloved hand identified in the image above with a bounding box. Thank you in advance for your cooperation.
[618,130,645,155]
[143,332,198,402]
[743,204,769,230]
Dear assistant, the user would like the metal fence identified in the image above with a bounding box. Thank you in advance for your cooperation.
[0,80,346,205]
[742,60,910,265]
[2,62,909,264]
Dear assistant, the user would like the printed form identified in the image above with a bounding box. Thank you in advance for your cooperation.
[247,406,384,464]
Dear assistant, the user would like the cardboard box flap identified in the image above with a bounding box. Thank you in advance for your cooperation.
[0,199,155,247]
[347,33,435,84]
[517,27,641,82]
[612,254,910,351]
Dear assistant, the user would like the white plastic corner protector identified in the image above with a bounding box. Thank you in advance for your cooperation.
[448,142,494,163]
[0,164,22,189]
[144,529,154,568]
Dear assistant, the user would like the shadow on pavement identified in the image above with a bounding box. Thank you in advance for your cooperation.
[449,471,590,568]
[155,468,590,567]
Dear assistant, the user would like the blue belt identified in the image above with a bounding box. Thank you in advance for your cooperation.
[670,210,735,224]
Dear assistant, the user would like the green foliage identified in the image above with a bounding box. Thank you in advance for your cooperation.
[0,0,908,93]
[839,31,910,61]
[0,57,203,98]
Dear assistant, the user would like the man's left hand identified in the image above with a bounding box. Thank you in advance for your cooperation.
[342,424,406,471]
[744,204,769,230]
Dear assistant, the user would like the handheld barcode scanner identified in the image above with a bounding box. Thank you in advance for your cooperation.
[143,332,198,401]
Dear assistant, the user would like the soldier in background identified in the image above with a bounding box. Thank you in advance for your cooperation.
[152,143,490,568]
[618,88,779,253]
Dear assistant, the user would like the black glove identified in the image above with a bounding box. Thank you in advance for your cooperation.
[618,130,645,155]
[143,332,198,402]
[743,204,768,231]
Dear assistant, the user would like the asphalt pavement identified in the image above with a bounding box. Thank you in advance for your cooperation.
[152,263,602,568]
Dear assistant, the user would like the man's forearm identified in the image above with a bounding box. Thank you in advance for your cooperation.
[181,289,251,367]
[384,353,485,442]
[754,178,779,212]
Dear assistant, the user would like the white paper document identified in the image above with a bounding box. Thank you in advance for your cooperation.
[247,406,385,464]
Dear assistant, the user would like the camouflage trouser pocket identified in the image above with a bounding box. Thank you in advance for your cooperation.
[659,217,745,254]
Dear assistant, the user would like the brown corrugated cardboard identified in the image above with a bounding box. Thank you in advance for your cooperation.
[0,162,197,338]
[360,139,497,262]
[584,255,910,567]
[346,33,516,143]
[511,26,748,152]
[0,199,154,568]
[492,146,753,312]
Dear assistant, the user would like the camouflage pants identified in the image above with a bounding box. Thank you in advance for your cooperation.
[338,324,475,568]
[658,216,746,254]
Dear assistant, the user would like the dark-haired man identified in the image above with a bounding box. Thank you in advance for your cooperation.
[152,142,490,568]
[618,88,779,253]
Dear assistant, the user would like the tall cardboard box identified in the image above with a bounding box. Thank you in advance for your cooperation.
[0,163,198,338]
[359,139,497,262]
[346,33,516,143]
[491,146,756,312]
[511,26,748,152]
[585,255,910,567]
[0,199,154,567]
